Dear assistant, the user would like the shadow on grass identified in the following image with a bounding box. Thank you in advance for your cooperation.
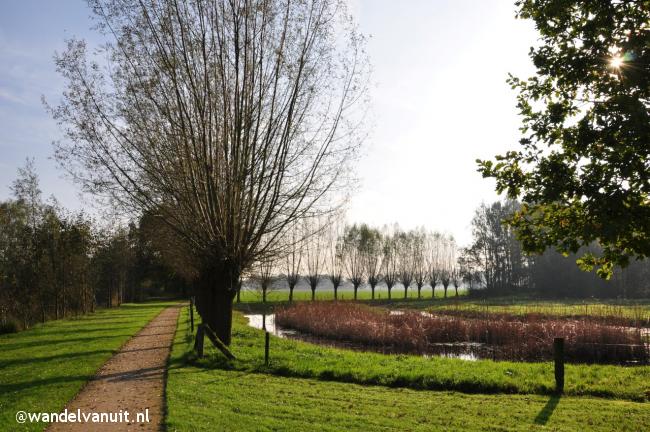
[0,363,167,394]
[0,349,114,368]
[0,374,93,394]
[534,395,560,425]
[170,346,530,397]
[0,334,136,351]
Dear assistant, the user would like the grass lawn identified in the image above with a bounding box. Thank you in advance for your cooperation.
[0,301,173,431]
[176,307,650,401]
[166,306,650,431]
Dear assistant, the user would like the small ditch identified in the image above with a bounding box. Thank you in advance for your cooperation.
[245,313,482,361]
[245,312,650,364]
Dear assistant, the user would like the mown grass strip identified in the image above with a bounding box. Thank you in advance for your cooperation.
[0,302,173,431]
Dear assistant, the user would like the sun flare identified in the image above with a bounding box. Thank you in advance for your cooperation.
[609,55,624,69]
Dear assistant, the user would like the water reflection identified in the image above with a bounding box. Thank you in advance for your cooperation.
[244,313,298,338]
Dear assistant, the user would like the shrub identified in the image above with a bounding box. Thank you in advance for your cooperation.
[0,321,18,334]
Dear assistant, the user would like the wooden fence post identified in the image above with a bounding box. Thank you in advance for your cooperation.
[554,337,564,394]
[194,324,205,358]
[189,299,194,333]
[265,331,270,365]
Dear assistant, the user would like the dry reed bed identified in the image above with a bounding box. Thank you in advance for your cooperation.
[275,302,648,364]
[428,309,650,328]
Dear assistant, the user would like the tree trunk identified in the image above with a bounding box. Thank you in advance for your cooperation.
[289,285,295,302]
[417,285,422,299]
[107,278,112,308]
[404,284,408,299]
[334,285,338,300]
[41,288,46,323]
[195,262,239,346]
[387,286,392,300]
[371,285,375,300]
[311,287,316,301]
[62,259,67,318]
[444,285,448,298]
[353,284,358,300]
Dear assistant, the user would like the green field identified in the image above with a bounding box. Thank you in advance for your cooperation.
[236,289,650,323]
[166,306,650,431]
[0,302,172,431]
[236,285,464,303]
[426,298,650,321]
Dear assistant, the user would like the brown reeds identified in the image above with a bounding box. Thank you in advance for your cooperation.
[274,302,649,364]
[430,308,650,328]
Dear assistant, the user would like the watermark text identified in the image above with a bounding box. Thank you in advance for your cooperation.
[16,409,150,424]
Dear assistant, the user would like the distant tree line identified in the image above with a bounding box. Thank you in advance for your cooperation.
[245,201,650,301]
[462,200,650,299]
[0,161,189,332]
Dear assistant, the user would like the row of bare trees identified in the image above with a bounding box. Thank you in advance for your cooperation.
[245,219,468,302]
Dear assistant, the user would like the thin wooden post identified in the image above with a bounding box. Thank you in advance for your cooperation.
[554,337,564,393]
[264,331,270,365]
[194,324,205,358]
[189,299,194,333]
[203,324,236,360]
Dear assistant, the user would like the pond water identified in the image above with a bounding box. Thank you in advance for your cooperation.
[244,313,299,338]
[245,313,481,361]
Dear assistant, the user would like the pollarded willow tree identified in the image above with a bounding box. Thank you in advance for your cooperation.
[426,232,443,298]
[439,237,457,298]
[412,228,427,298]
[396,229,418,299]
[304,218,327,301]
[325,217,345,300]
[343,224,366,300]
[361,225,382,299]
[49,0,369,344]
[381,227,399,300]
[284,221,303,303]
[254,258,276,303]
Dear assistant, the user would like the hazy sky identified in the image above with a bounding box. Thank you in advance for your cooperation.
[0,0,538,245]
